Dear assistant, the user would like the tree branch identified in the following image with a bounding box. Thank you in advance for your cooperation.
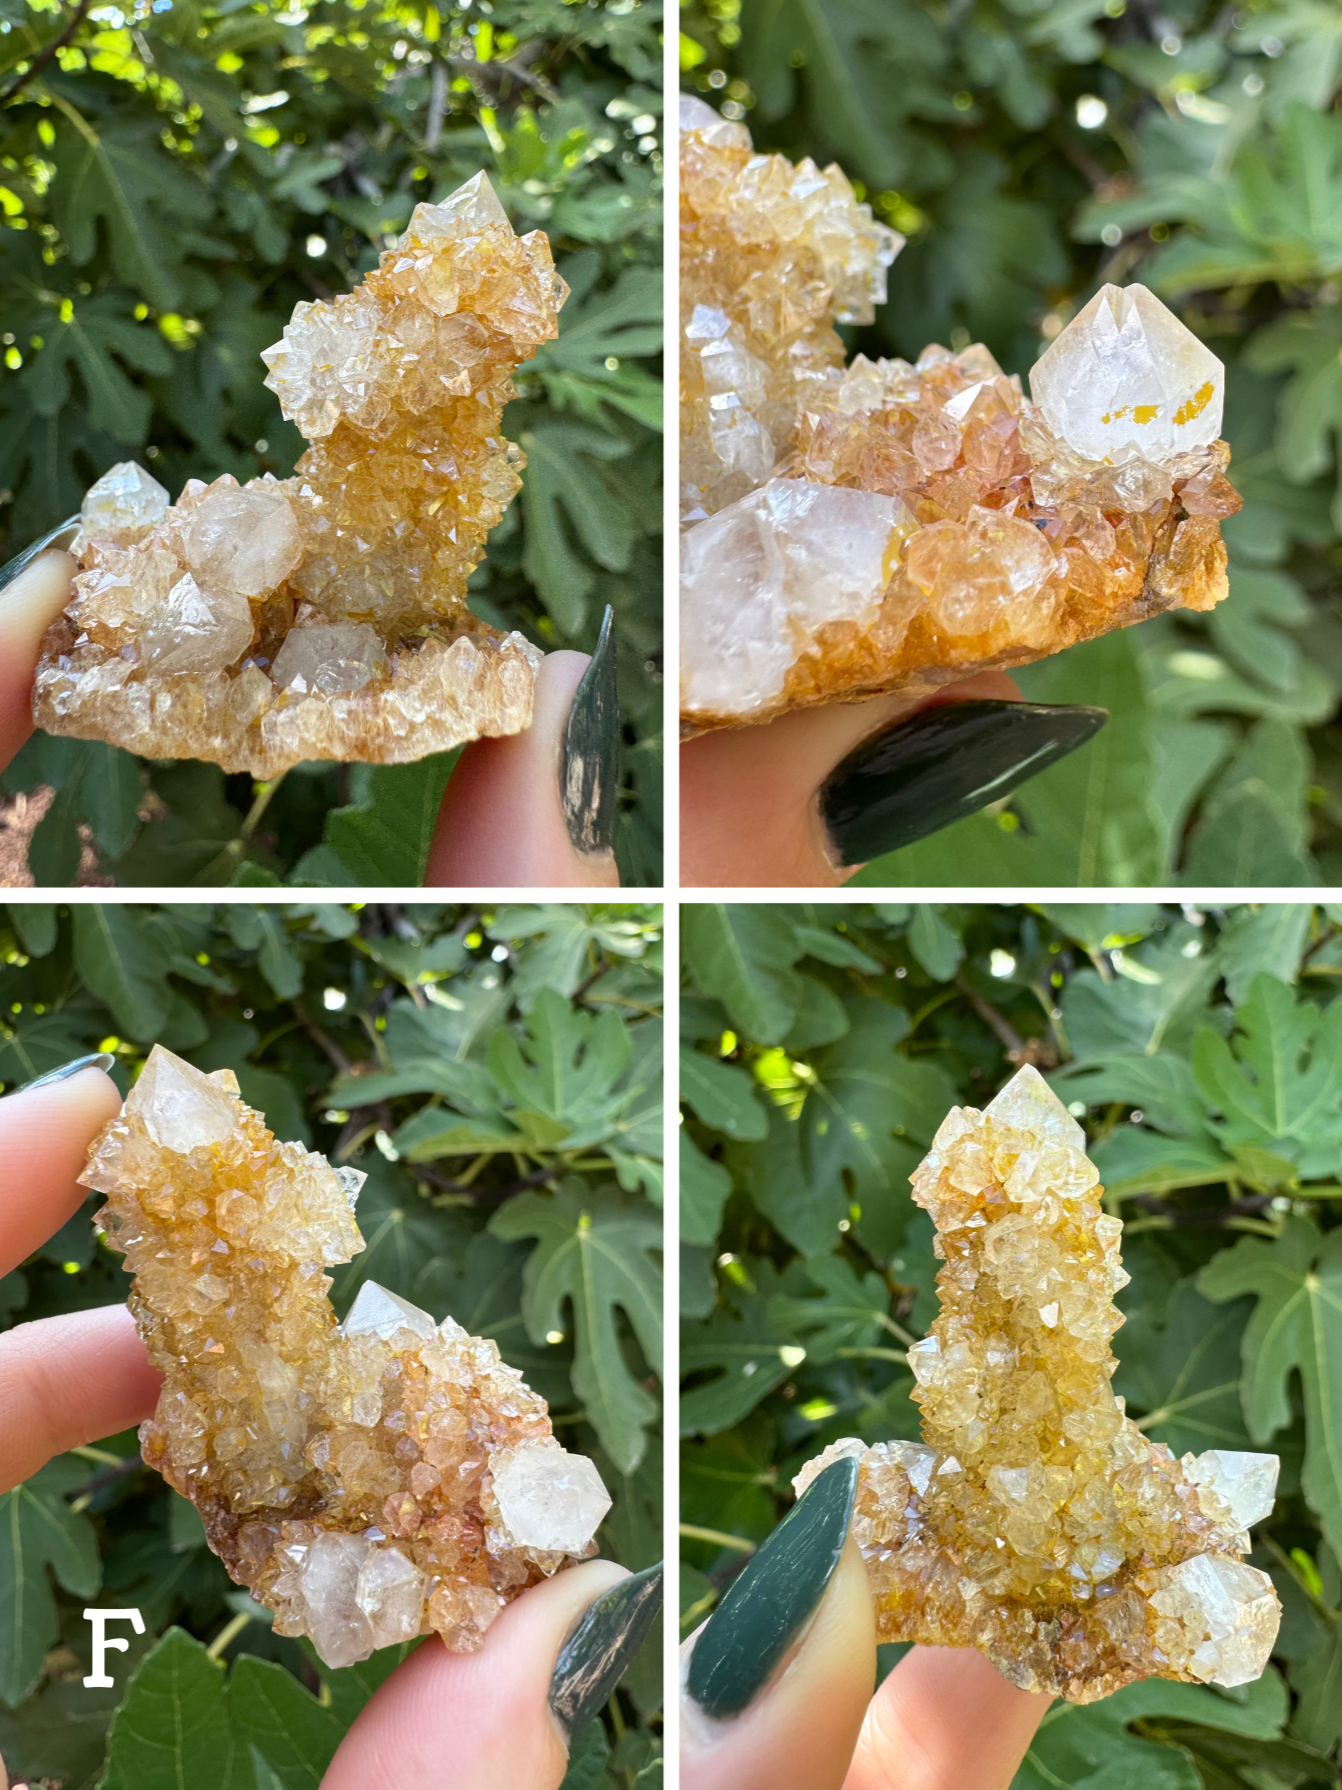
[0,0,93,107]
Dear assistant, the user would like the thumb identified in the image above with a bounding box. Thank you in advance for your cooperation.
[0,530,80,773]
[321,1560,661,1790]
[428,608,620,887]
[681,1459,875,1790]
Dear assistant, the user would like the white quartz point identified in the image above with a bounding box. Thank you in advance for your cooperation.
[422,169,510,233]
[680,478,907,716]
[142,572,254,677]
[356,1544,427,1648]
[679,92,750,148]
[127,1045,238,1154]
[985,1064,1087,1151]
[1029,283,1223,464]
[297,1532,378,1668]
[1148,1553,1279,1688]
[491,1439,612,1553]
[185,482,304,600]
[1185,1450,1280,1530]
[271,622,390,696]
[340,1279,438,1343]
[81,461,169,542]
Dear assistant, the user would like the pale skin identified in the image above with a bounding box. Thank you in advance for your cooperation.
[680,669,1024,888]
[681,1541,1052,1790]
[0,1066,627,1789]
[0,552,617,889]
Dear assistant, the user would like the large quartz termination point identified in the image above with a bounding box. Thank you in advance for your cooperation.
[796,1066,1280,1703]
[1030,283,1223,465]
[33,171,560,778]
[81,1046,610,1669]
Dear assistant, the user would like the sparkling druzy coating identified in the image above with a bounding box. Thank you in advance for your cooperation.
[33,172,562,778]
[796,1067,1280,1703]
[678,102,1240,733]
[82,1046,611,1669]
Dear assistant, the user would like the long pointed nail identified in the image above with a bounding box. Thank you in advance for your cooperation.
[561,604,619,855]
[818,698,1107,866]
[17,1052,116,1093]
[0,516,81,597]
[549,1563,663,1737]
[686,1455,857,1721]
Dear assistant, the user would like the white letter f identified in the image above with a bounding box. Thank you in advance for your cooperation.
[83,1607,145,1687]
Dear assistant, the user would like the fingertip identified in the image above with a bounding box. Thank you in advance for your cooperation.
[427,650,618,887]
[0,1064,123,1278]
[0,546,77,772]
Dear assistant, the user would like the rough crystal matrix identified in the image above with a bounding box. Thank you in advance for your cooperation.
[33,173,562,778]
[82,1046,610,1668]
[679,98,1240,733]
[797,1067,1280,1703]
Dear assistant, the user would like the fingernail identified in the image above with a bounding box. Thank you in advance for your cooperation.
[686,1455,857,1721]
[560,604,619,855]
[17,1052,116,1093]
[0,516,81,597]
[818,698,1107,866]
[549,1563,663,1738]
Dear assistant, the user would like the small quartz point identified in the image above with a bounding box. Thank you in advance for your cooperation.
[34,170,557,778]
[81,1046,610,1668]
[795,1067,1280,1702]
[679,103,1240,733]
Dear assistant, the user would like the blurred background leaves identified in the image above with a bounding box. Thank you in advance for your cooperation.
[0,898,663,1788]
[681,0,1342,886]
[0,0,662,886]
[680,901,1342,1787]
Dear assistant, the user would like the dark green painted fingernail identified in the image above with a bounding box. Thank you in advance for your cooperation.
[818,698,1107,866]
[549,1563,663,1737]
[0,515,81,596]
[18,1052,116,1093]
[687,1456,857,1720]
[561,604,619,855]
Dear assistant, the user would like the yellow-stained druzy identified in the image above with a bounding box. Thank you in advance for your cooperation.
[81,1046,610,1669]
[33,173,562,778]
[797,1067,1279,1703]
[679,98,1240,733]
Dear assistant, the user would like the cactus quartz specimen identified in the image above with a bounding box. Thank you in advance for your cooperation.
[679,96,1241,732]
[81,1046,610,1669]
[33,173,563,778]
[797,1067,1280,1703]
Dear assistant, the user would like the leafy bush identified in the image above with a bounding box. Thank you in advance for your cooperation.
[681,0,1342,886]
[0,898,663,1787]
[0,0,662,886]
[681,901,1342,1787]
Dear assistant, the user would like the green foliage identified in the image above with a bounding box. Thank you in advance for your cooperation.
[680,902,1342,1786]
[683,0,1342,885]
[0,0,662,885]
[0,899,662,1786]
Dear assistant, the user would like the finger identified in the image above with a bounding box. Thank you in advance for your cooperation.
[0,543,78,774]
[682,1462,875,1790]
[0,1058,123,1279]
[428,612,620,888]
[680,672,1104,887]
[0,1305,162,1492]
[843,1643,1052,1790]
[321,1558,642,1790]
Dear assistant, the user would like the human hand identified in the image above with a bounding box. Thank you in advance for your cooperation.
[0,537,619,889]
[322,1560,662,1790]
[680,673,1106,887]
[680,1459,1051,1790]
[0,1054,161,1492]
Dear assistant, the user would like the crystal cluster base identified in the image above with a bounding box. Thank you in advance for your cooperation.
[797,1067,1279,1703]
[679,102,1240,732]
[34,173,562,777]
[82,1046,610,1668]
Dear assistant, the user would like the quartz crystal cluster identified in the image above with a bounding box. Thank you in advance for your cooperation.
[33,173,562,777]
[81,1046,611,1668]
[797,1067,1280,1703]
[679,98,1240,731]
